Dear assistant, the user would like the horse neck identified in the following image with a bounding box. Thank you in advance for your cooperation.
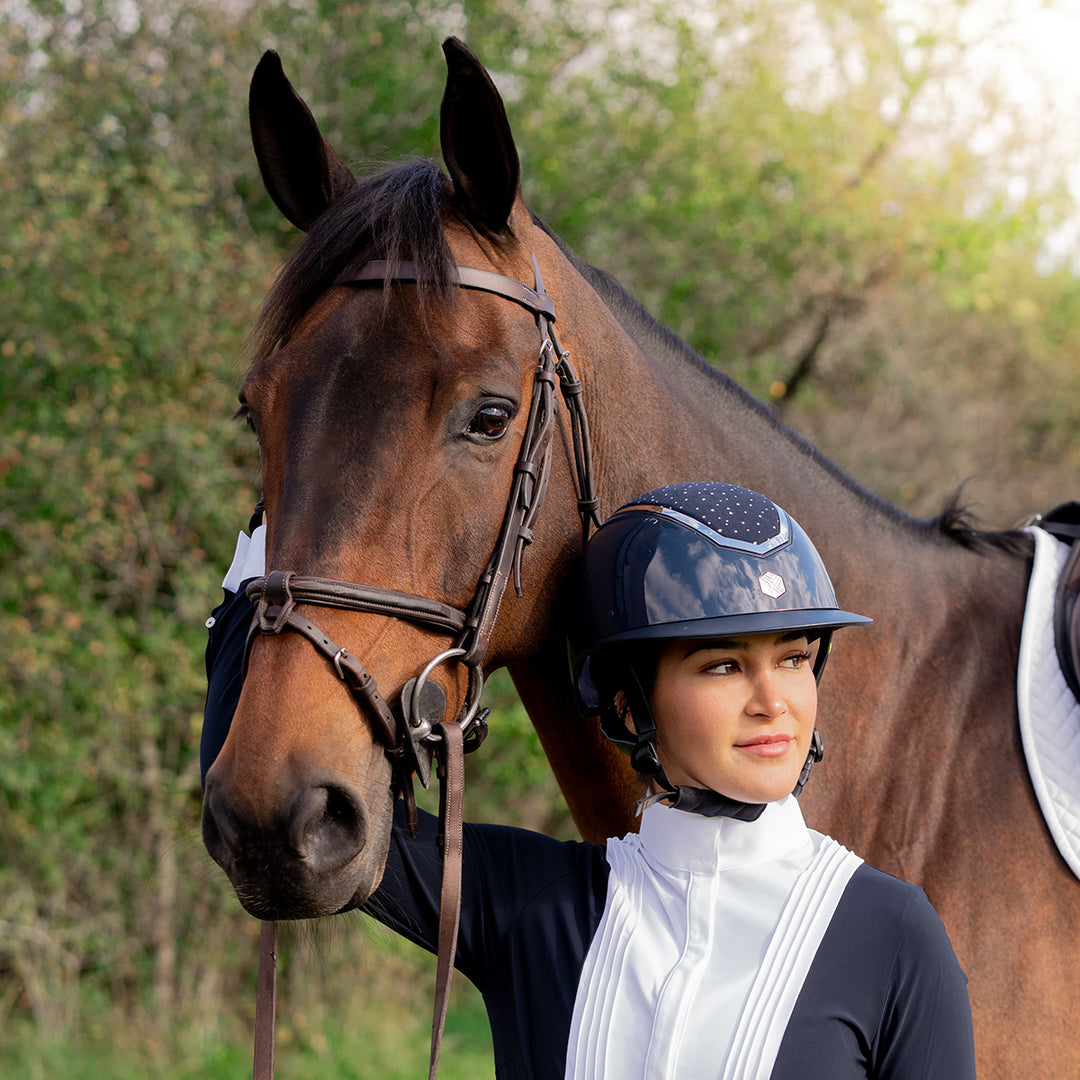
[559,262,1029,622]
[646,359,905,591]
[564,282,891,559]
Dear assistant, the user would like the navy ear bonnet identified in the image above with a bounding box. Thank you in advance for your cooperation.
[572,481,871,713]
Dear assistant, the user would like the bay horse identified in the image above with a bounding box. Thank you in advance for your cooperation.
[202,38,1078,1079]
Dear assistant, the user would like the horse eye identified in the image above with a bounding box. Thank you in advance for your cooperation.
[467,403,513,440]
[233,403,260,441]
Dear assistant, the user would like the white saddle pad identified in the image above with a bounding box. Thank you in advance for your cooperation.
[1018,526,1080,881]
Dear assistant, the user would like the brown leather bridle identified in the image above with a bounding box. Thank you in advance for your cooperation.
[246,254,600,1080]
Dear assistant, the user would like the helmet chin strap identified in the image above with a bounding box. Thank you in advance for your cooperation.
[792,727,824,797]
[634,778,767,821]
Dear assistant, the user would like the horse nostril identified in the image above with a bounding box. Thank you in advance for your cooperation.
[202,785,242,866]
[288,784,367,872]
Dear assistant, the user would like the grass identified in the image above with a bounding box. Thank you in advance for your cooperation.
[1,923,496,1080]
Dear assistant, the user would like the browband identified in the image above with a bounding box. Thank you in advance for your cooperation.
[336,259,558,322]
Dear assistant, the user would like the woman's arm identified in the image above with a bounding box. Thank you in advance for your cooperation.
[873,884,976,1080]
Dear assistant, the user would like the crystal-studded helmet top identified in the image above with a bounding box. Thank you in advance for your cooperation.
[571,480,871,714]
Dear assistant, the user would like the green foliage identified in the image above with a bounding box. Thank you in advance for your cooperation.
[2,0,1079,1074]
[0,926,497,1079]
[1,0,267,1053]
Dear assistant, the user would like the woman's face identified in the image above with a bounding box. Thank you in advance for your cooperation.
[648,632,819,804]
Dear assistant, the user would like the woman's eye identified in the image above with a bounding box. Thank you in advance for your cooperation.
[467,403,513,440]
[708,660,739,676]
[781,651,812,669]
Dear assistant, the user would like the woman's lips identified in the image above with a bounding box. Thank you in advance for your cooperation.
[736,734,793,758]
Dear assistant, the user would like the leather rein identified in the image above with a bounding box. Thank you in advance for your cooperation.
[246,254,600,1080]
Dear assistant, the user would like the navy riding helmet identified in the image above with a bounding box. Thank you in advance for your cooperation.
[570,481,871,811]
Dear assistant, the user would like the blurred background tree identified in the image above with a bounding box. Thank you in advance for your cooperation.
[2,0,1078,1075]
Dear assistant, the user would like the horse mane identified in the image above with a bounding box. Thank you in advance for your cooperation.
[250,159,457,360]
[534,218,1030,558]
[924,490,1030,553]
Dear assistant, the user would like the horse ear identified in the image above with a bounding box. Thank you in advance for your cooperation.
[440,37,521,237]
[249,51,356,231]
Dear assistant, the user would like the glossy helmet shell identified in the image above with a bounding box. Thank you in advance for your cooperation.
[572,481,871,714]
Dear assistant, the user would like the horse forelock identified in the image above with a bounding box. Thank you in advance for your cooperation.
[250,159,458,362]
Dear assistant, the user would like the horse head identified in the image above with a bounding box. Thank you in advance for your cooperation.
[202,40,602,918]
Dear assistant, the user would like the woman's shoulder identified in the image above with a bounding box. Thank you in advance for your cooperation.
[832,861,961,971]
[845,862,941,921]
[844,861,928,912]
[796,858,968,1023]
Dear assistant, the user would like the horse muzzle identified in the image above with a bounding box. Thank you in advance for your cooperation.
[201,760,392,919]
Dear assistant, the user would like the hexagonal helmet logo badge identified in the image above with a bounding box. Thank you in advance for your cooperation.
[758,571,786,599]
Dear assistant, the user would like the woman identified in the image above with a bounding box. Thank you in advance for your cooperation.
[202,481,976,1079]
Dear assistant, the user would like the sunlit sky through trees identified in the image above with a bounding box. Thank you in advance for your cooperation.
[754,0,1080,270]
[906,0,1080,269]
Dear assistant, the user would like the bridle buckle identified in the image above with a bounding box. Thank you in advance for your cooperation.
[332,648,348,681]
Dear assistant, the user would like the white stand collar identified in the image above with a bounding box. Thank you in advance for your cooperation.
[637,795,811,874]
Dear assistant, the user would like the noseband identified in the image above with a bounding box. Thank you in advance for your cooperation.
[243,254,600,1080]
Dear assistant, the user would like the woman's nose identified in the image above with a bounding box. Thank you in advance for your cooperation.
[746,671,784,717]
